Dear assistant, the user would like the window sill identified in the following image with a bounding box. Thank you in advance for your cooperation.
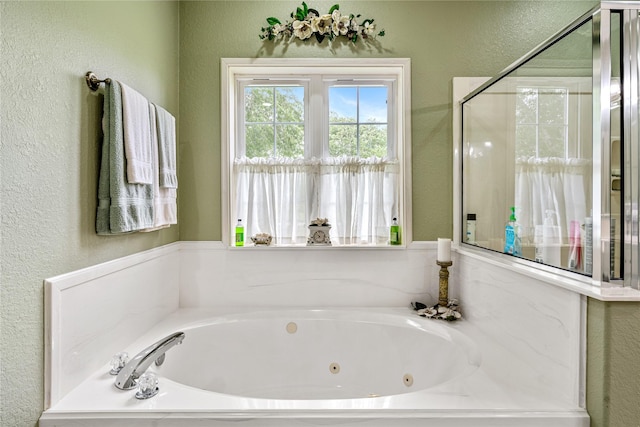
[228,243,408,250]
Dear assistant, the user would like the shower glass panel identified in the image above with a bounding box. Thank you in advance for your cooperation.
[459,2,640,288]
[462,17,594,275]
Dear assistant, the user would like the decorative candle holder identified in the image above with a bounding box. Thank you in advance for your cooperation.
[411,246,461,321]
[437,260,453,306]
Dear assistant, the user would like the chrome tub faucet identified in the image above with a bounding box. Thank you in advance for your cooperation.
[115,331,185,390]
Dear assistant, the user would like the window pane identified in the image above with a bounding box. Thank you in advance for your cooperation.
[359,87,387,123]
[245,124,273,157]
[329,124,357,156]
[276,87,304,122]
[329,87,357,123]
[360,124,387,158]
[538,88,567,125]
[538,125,566,157]
[515,87,568,159]
[245,87,274,122]
[245,85,305,159]
[515,125,536,157]
[516,87,537,124]
[276,124,304,157]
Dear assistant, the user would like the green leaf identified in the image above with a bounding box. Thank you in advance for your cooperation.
[302,1,308,16]
[329,4,339,14]
[315,32,325,43]
[363,19,373,25]
[308,8,319,17]
[296,7,305,20]
[351,33,357,43]
[267,17,281,25]
[378,30,385,36]
[349,14,354,20]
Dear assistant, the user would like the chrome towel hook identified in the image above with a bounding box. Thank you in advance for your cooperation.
[85,71,111,91]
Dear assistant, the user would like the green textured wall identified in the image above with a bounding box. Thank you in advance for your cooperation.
[0,2,179,426]
[587,299,640,427]
[4,2,640,427]
[178,0,597,241]
[178,3,640,427]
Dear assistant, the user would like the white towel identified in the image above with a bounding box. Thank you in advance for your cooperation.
[120,81,153,185]
[142,103,177,231]
[96,81,154,235]
[154,105,178,189]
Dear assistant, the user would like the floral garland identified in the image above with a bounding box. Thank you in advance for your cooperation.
[260,2,385,44]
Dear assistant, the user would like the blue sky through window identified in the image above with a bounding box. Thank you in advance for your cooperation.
[329,86,388,123]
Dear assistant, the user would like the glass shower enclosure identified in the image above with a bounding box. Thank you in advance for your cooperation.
[460,2,640,289]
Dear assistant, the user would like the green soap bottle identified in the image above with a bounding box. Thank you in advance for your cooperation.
[390,218,401,245]
[235,219,244,247]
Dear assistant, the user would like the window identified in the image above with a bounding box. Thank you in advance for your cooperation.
[222,58,411,247]
[515,86,569,158]
[509,81,591,250]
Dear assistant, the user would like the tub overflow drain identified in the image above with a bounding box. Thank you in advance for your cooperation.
[286,322,297,334]
[329,363,340,374]
[403,373,414,387]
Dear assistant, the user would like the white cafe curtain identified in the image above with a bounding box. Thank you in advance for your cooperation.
[235,156,399,245]
[515,156,592,242]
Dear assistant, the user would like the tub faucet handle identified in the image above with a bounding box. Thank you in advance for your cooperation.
[109,352,129,375]
[135,372,159,399]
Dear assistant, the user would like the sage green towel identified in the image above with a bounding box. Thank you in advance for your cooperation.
[96,81,154,234]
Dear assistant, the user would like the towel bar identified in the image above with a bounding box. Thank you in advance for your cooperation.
[85,71,111,92]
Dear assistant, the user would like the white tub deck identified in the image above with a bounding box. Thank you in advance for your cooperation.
[40,308,589,427]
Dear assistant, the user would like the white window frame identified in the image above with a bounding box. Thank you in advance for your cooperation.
[221,58,412,247]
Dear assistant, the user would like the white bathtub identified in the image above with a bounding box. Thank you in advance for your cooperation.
[156,309,479,400]
[40,308,589,427]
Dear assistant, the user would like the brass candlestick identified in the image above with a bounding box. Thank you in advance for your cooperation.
[437,261,453,306]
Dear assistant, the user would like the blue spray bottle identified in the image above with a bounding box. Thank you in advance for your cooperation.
[504,206,522,256]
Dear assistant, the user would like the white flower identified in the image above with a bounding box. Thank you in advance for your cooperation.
[311,14,332,35]
[417,307,438,318]
[331,10,350,36]
[349,20,359,33]
[272,23,286,36]
[311,217,329,226]
[362,21,376,36]
[293,20,313,40]
[438,308,462,321]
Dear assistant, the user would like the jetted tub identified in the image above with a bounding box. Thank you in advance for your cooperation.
[156,309,479,400]
[40,308,590,427]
